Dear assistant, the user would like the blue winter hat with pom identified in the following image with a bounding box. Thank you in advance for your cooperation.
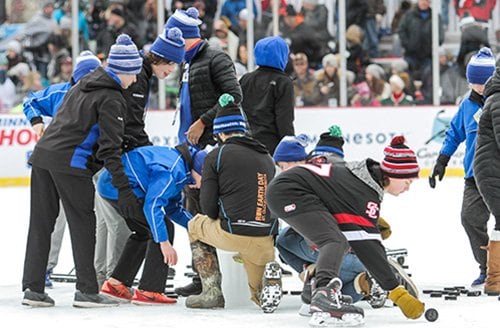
[107,34,143,75]
[466,47,496,84]
[72,50,101,82]
[150,27,185,64]
[273,134,309,162]
[166,7,202,39]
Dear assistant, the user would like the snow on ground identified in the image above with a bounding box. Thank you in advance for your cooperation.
[0,178,498,327]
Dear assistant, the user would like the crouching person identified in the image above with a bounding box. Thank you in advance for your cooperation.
[186,94,282,313]
[267,136,425,326]
[96,144,207,305]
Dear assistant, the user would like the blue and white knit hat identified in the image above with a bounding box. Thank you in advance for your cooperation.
[72,50,101,82]
[107,34,143,75]
[166,7,202,39]
[310,125,345,158]
[213,93,247,135]
[273,134,309,162]
[466,47,496,84]
[150,27,185,64]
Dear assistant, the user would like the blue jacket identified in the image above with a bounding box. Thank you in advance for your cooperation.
[440,90,483,179]
[23,82,70,125]
[97,145,195,243]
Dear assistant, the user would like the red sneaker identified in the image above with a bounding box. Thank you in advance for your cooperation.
[100,280,134,303]
[131,289,177,305]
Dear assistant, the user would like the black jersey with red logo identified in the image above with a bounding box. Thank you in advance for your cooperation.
[268,158,385,242]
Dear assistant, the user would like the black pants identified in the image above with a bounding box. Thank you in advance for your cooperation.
[105,198,174,293]
[462,179,490,274]
[281,210,349,288]
[23,166,98,294]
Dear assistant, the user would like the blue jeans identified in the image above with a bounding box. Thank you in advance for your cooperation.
[276,226,366,302]
[363,18,379,58]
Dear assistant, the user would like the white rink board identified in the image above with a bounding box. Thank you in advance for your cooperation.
[0,106,464,184]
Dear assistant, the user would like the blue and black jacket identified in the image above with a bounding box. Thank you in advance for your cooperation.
[29,67,129,191]
[97,145,195,243]
[23,82,70,126]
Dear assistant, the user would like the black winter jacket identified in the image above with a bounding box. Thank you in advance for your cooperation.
[200,135,277,236]
[398,7,444,59]
[187,42,242,148]
[240,66,295,155]
[474,68,500,220]
[29,67,129,191]
[121,57,154,151]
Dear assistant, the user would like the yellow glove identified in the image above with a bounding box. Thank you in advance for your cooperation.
[388,286,425,319]
[378,217,392,240]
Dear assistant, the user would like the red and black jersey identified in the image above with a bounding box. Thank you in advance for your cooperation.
[267,158,385,242]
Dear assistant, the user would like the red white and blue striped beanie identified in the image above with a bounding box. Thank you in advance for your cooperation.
[380,136,420,179]
[107,34,143,75]
[166,7,202,39]
[466,47,496,85]
[213,93,247,135]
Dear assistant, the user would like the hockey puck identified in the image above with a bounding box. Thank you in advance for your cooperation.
[290,291,302,295]
[425,308,439,322]
[430,292,442,298]
[467,290,481,297]
[444,295,457,300]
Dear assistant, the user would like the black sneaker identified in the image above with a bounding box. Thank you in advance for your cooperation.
[73,291,120,308]
[22,289,55,307]
[309,278,364,326]
[174,279,202,297]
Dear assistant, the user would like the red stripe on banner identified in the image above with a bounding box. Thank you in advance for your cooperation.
[333,213,376,227]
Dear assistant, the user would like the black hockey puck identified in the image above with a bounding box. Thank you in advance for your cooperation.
[467,290,481,297]
[290,291,302,295]
[445,295,457,300]
[425,308,439,322]
[430,292,442,298]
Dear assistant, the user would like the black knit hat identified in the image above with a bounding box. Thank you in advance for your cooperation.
[310,125,345,158]
[213,94,247,135]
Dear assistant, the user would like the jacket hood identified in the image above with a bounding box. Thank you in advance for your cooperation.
[484,67,500,98]
[254,36,289,72]
[78,67,123,93]
[226,135,269,154]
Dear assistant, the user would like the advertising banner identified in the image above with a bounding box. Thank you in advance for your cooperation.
[0,106,463,186]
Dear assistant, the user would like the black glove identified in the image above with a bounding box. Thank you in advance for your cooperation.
[429,154,450,189]
[117,188,143,219]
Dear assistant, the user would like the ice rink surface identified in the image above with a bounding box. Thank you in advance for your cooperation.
[0,178,498,327]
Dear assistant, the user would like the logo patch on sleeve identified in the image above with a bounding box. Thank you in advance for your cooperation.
[284,204,296,213]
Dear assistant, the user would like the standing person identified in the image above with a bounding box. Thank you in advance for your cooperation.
[267,136,425,325]
[23,50,102,289]
[165,7,242,297]
[165,7,242,148]
[429,47,496,287]
[97,144,207,305]
[239,36,295,155]
[186,94,282,313]
[94,26,187,288]
[21,34,143,308]
[398,0,444,81]
[473,55,500,296]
